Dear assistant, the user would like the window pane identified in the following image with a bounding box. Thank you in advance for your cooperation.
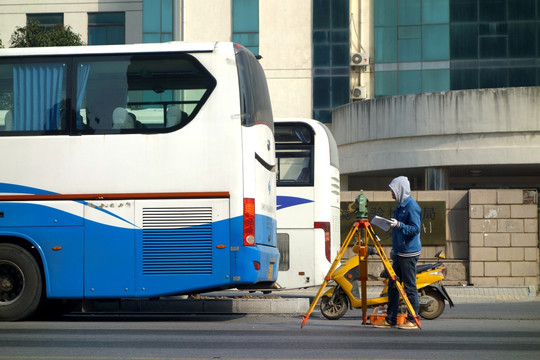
[399,38,421,62]
[143,0,161,33]
[422,69,450,92]
[161,33,173,42]
[450,0,478,22]
[374,0,397,27]
[399,26,421,39]
[479,36,507,58]
[89,12,125,24]
[27,13,63,26]
[88,27,107,45]
[479,23,507,36]
[313,0,330,29]
[508,0,536,20]
[479,0,506,21]
[451,24,478,59]
[399,0,421,25]
[313,77,331,108]
[508,67,537,86]
[331,0,349,28]
[375,27,397,62]
[233,0,259,32]
[331,76,350,107]
[375,71,398,97]
[451,69,479,90]
[107,26,125,45]
[75,54,215,133]
[313,109,331,123]
[399,70,422,94]
[422,25,449,61]
[332,29,348,43]
[1,62,67,133]
[313,44,331,66]
[422,0,449,24]
[313,30,329,44]
[143,33,161,43]
[508,23,536,58]
[161,0,173,32]
[479,67,508,88]
[232,33,259,49]
[332,44,349,66]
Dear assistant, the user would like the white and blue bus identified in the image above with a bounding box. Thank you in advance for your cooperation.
[0,42,278,321]
[274,118,340,289]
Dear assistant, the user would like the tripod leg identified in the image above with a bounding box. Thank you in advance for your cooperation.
[301,222,360,328]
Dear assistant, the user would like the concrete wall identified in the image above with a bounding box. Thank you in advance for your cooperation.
[469,189,539,288]
[332,87,540,175]
[340,189,539,290]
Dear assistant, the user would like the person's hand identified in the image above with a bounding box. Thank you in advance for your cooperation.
[390,218,400,228]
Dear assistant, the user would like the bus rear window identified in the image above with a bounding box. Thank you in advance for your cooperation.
[235,46,273,131]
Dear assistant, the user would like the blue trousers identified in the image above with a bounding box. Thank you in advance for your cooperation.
[387,255,419,324]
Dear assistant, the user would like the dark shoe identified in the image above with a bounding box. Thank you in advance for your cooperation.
[373,319,396,328]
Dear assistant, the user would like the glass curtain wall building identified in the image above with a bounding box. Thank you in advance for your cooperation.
[374,0,540,97]
[142,0,173,43]
[312,0,350,123]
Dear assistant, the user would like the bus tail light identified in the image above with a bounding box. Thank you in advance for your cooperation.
[243,198,255,246]
[253,261,260,270]
[315,222,331,262]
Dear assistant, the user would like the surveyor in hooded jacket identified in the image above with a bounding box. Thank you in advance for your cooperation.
[374,176,422,330]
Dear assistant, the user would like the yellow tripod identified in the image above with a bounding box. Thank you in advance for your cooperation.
[300,219,422,329]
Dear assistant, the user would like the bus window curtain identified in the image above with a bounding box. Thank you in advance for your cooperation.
[13,64,64,131]
[76,63,90,129]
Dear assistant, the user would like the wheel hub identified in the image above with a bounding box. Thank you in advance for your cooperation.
[0,262,24,303]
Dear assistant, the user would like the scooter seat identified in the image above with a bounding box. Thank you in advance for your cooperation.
[379,263,441,278]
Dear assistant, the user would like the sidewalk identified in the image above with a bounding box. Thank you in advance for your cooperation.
[272,285,539,304]
[82,285,539,316]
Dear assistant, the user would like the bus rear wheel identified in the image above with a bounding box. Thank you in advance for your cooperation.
[0,243,43,321]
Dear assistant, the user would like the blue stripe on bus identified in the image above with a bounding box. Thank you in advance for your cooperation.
[276,195,313,210]
[0,198,279,297]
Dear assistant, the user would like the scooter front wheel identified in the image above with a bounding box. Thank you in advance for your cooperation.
[419,288,445,319]
[320,292,349,320]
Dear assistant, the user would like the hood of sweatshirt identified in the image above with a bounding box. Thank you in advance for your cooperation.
[389,176,411,206]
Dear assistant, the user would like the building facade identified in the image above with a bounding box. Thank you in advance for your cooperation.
[1,0,539,190]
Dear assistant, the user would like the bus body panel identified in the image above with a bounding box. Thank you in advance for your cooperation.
[0,42,278,315]
[275,118,340,289]
[0,201,85,298]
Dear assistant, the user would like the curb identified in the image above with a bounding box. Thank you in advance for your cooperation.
[82,297,310,315]
[79,286,538,315]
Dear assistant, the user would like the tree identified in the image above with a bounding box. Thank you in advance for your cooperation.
[10,20,84,48]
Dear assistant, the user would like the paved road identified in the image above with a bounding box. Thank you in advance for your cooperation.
[0,298,539,360]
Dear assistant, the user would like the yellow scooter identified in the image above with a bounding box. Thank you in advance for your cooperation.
[320,249,454,320]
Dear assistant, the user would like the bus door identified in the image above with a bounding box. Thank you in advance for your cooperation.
[83,200,136,297]
[133,199,231,296]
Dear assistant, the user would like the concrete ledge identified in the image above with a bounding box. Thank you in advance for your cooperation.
[82,297,309,315]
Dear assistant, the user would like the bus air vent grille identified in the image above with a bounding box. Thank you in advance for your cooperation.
[142,207,213,275]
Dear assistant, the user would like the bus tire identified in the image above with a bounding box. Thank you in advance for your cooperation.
[0,243,43,321]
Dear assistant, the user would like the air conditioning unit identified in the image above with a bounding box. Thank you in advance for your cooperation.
[351,86,367,100]
[350,52,369,66]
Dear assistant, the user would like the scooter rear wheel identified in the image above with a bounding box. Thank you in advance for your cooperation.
[320,292,349,320]
[419,288,445,319]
